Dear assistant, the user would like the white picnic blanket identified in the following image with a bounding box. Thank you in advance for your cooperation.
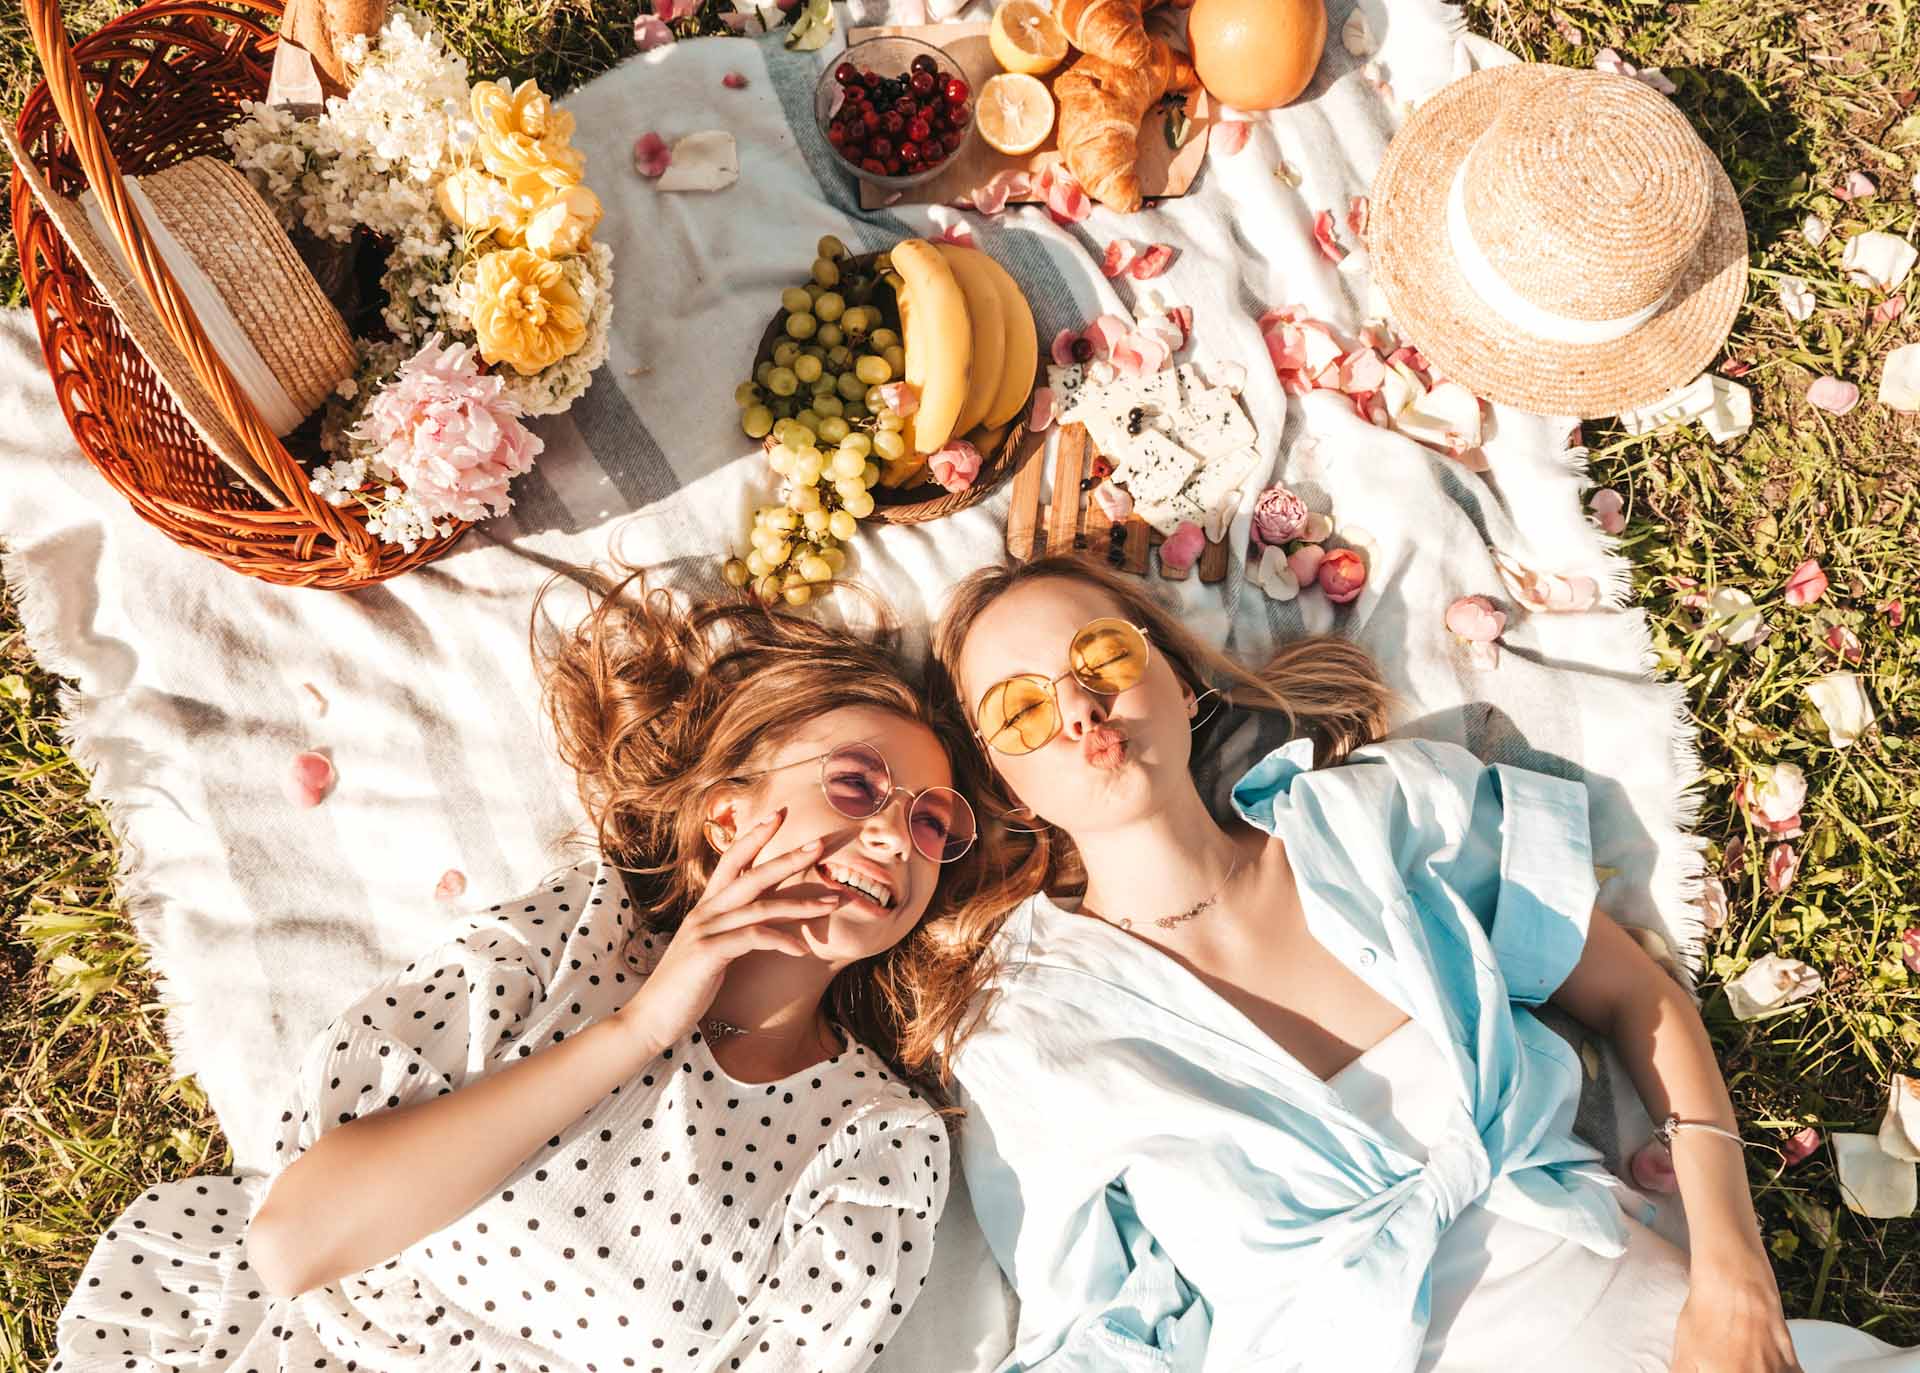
[1,0,1710,1367]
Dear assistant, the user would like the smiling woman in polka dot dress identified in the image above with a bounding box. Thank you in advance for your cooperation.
[52,567,1027,1373]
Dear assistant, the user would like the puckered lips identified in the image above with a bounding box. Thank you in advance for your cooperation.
[1083,722,1129,771]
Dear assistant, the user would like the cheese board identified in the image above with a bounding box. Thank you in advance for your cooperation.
[847,23,1209,212]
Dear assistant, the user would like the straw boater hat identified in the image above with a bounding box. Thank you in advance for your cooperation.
[1368,64,1748,420]
[2,126,356,500]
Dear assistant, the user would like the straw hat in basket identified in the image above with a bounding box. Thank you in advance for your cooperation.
[1368,64,1748,419]
[1,128,357,500]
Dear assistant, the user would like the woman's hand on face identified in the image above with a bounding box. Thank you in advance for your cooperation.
[1668,1251,1802,1373]
[611,809,839,1055]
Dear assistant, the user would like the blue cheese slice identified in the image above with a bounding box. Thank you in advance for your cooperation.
[1134,490,1207,536]
[1111,429,1202,507]
[1169,387,1256,460]
[1048,363,1088,418]
[1179,444,1268,522]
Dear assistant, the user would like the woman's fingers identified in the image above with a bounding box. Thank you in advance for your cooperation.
[720,923,814,958]
[712,834,826,908]
[707,807,787,887]
[700,892,841,935]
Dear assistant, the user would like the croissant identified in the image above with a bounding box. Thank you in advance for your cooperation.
[1053,0,1199,213]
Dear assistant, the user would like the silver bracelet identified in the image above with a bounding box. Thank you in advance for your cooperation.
[1655,1113,1745,1148]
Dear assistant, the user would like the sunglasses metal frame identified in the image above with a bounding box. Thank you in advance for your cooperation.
[730,740,977,863]
[973,618,1153,756]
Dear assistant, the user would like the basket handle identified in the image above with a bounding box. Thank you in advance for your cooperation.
[19,0,378,567]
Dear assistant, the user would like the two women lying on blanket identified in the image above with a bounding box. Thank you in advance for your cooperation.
[63,557,1884,1373]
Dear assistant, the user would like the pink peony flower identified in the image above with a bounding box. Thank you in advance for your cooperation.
[350,335,544,523]
[1781,1127,1823,1166]
[1766,842,1800,895]
[1629,1139,1678,1193]
[1318,547,1367,603]
[286,750,335,807]
[1250,484,1309,547]
[1784,557,1828,606]
[928,440,982,493]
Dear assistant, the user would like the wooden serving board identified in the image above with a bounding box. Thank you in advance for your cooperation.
[849,24,1209,211]
[1005,422,1229,582]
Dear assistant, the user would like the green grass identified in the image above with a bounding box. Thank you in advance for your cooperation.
[1,0,1917,1364]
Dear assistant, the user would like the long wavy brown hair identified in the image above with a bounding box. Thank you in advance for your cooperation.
[913,554,1397,1084]
[533,566,1027,1106]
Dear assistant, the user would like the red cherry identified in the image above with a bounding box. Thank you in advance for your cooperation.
[943,130,965,155]
[894,97,917,116]
[870,135,893,159]
[944,76,970,104]
[910,53,939,77]
[910,69,936,97]
[828,126,847,148]
[835,61,859,85]
[885,157,905,175]
[862,108,881,131]
[882,110,905,135]
[861,156,886,175]
[898,140,920,161]
[908,117,931,143]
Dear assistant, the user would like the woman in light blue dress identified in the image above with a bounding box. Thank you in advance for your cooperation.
[919,554,1908,1373]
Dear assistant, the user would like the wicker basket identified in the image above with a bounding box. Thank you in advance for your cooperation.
[6,0,468,589]
[750,250,1037,526]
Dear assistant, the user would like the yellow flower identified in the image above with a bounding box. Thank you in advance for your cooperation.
[470,79,586,203]
[436,167,529,243]
[524,184,603,258]
[467,248,587,375]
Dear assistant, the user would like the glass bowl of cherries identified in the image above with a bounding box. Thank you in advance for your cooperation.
[814,36,975,190]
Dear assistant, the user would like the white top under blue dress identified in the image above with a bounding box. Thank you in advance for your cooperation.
[951,737,1906,1373]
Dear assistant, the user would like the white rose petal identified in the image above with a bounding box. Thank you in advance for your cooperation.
[1878,342,1920,413]
[657,131,739,193]
[1840,231,1918,293]
[1752,761,1806,824]
[1834,1133,1918,1218]
[1701,376,1754,443]
[1707,586,1765,645]
[1724,953,1823,1021]
[1253,544,1300,601]
[1879,1074,1920,1164]
[1778,275,1816,322]
[1394,380,1482,452]
[1802,215,1829,247]
[1805,670,1875,748]
[1342,11,1376,56]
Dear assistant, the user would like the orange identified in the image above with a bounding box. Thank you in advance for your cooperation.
[1188,0,1326,111]
[989,0,1070,77]
[977,72,1057,156]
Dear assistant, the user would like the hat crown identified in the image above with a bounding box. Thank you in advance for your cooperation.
[1460,71,1713,321]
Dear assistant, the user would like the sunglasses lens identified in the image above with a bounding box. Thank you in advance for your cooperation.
[910,787,977,863]
[977,676,1058,756]
[1070,618,1148,696]
[820,744,890,818]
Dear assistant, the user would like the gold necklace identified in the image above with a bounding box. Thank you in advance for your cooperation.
[1114,856,1245,932]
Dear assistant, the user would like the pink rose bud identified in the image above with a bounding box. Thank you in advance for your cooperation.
[1444,594,1506,643]
[1781,1127,1822,1166]
[722,70,749,89]
[1629,1139,1678,1194]
[1784,557,1828,606]
[1317,547,1367,604]
[1250,484,1309,548]
[1286,544,1325,587]
[286,750,335,808]
[1766,841,1800,895]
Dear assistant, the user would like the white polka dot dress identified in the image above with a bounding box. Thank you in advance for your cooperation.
[52,857,950,1373]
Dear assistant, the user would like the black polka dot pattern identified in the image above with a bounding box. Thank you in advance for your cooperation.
[49,856,952,1373]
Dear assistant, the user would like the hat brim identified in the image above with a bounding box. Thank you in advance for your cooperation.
[4,126,283,503]
[1368,63,1748,420]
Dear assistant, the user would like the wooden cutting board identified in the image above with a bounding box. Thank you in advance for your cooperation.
[1005,422,1229,582]
[848,23,1210,211]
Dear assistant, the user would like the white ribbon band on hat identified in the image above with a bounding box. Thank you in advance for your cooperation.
[1445,158,1673,346]
[81,182,306,436]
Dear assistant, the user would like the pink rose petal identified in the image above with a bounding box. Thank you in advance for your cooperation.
[1257,303,1304,332]
[1134,313,1184,355]
[1834,170,1877,201]
[1346,194,1370,239]
[1766,842,1800,895]
[1807,376,1861,414]
[1044,168,1092,225]
[286,750,335,807]
[1111,330,1172,377]
[1784,557,1828,607]
[1092,480,1133,521]
[1782,1127,1823,1167]
[1629,1139,1679,1194]
[1286,543,1325,586]
[1881,599,1904,627]
[633,132,672,178]
[1129,244,1175,280]
[1824,624,1864,665]
[877,381,918,417]
[722,70,749,89]
[929,439,984,493]
[1720,358,1753,379]
[633,13,673,49]
[1102,239,1142,277]
[932,216,976,247]
[1337,348,1386,394]
[957,169,1032,215]
[1212,119,1252,155]
[1028,387,1059,432]
[1873,294,1906,325]
[1166,305,1193,350]
[1051,328,1080,367]
[1588,487,1627,535]
[1902,927,1920,977]
[1159,521,1205,572]
[1086,313,1132,360]
[1444,594,1506,643]
[1311,210,1347,264]
[434,868,469,901]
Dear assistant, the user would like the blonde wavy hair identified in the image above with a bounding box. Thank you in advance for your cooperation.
[534,566,1019,1105]
[911,554,1397,1084]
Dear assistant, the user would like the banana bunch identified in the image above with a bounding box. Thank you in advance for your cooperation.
[877,238,1039,488]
